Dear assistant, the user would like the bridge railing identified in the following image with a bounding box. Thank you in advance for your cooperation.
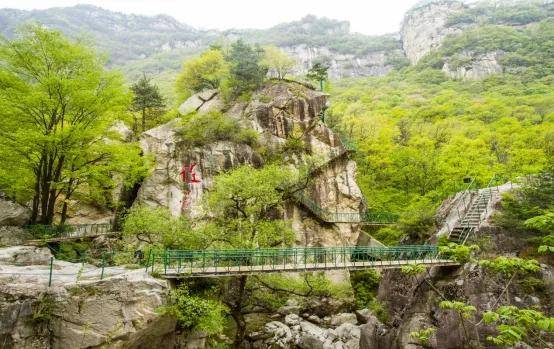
[146,245,441,275]
[26,221,114,240]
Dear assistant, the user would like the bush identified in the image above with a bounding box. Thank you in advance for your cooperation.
[158,285,227,334]
[178,111,258,148]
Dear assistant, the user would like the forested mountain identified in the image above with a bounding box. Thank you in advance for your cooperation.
[1,0,552,98]
[0,1,553,348]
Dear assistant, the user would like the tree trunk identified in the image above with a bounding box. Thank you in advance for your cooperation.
[232,275,248,349]
[44,156,65,225]
[60,177,76,225]
[141,108,146,132]
[39,155,54,224]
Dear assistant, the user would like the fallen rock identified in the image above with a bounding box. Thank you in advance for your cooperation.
[178,89,218,115]
[330,313,358,327]
[354,309,372,324]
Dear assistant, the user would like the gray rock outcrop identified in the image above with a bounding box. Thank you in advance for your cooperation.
[400,1,466,64]
[442,51,504,80]
[0,196,31,226]
[0,246,172,349]
[138,82,364,250]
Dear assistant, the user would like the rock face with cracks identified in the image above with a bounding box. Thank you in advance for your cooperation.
[0,246,172,349]
[137,82,365,249]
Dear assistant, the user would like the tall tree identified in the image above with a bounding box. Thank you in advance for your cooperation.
[307,62,329,90]
[0,25,145,224]
[261,45,296,80]
[130,74,165,133]
[175,48,229,102]
[223,40,267,99]
[202,164,296,348]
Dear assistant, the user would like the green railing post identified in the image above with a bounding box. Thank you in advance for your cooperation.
[48,257,54,287]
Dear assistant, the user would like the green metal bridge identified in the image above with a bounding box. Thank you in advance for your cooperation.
[146,245,457,278]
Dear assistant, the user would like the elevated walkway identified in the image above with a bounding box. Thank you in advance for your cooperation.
[146,245,458,278]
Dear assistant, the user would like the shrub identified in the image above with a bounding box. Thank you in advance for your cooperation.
[158,285,227,334]
[178,111,259,148]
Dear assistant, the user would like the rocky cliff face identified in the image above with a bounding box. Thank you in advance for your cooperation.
[0,246,174,349]
[281,45,400,79]
[400,1,466,64]
[138,81,364,249]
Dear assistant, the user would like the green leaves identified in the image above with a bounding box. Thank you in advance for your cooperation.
[175,48,229,102]
[483,306,554,346]
[479,256,541,277]
[158,285,228,335]
[439,243,480,263]
[400,263,425,276]
[439,300,476,319]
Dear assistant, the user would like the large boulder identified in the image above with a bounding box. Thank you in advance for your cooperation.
[0,226,32,247]
[178,89,220,115]
[0,196,31,226]
[0,246,52,266]
[0,252,172,349]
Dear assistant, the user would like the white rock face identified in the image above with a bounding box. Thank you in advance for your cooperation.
[0,246,172,349]
[401,1,466,64]
[281,44,399,79]
[0,196,31,226]
[177,89,221,115]
[442,51,504,80]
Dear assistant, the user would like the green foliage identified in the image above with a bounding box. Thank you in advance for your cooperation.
[446,1,553,27]
[0,25,148,223]
[306,62,329,90]
[401,263,426,277]
[122,205,199,249]
[175,48,229,101]
[52,241,93,262]
[439,300,476,319]
[178,111,258,148]
[421,20,554,80]
[410,327,435,347]
[479,256,541,278]
[524,211,554,234]
[261,46,296,79]
[130,73,165,132]
[329,51,553,228]
[31,293,55,324]
[371,226,407,246]
[538,234,554,254]
[483,306,554,347]
[350,270,381,309]
[158,285,227,335]
[233,15,401,56]
[439,243,479,263]
[204,164,296,249]
[222,40,267,100]
[495,172,554,255]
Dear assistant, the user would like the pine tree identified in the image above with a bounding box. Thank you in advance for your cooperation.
[130,74,165,132]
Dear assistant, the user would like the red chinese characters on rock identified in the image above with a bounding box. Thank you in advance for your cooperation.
[180,162,201,210]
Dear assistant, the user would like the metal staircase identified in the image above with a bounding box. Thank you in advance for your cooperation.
[447,179,499,244]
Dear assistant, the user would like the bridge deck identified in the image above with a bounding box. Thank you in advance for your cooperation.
[147,245,457,278]
[159,258,458,278]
